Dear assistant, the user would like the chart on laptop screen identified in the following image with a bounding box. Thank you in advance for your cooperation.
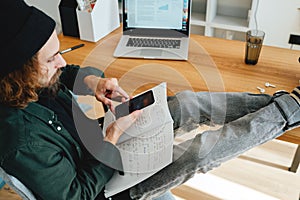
[126,0,186,29]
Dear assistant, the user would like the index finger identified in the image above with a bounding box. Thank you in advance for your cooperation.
[115,86,129,99]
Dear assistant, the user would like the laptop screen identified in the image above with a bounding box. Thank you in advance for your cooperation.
[122,0,191,37]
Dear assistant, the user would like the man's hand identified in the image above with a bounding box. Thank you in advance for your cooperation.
[104,110,143,145]
[84,75,129,111]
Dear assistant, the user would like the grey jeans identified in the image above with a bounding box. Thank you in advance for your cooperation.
[129,91,300,200]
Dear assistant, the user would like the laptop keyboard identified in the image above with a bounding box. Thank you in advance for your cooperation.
[126,38,181,49]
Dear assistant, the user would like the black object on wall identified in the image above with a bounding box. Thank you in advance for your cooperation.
[59,0,79,37]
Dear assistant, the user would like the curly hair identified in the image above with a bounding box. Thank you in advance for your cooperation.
[0,55,45,108]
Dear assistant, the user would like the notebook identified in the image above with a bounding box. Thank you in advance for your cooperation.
[113,0,191,60]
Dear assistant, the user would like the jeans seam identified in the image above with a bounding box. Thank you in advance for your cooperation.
[273,101,289,130]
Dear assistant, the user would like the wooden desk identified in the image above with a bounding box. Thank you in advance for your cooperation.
[58,27,300,171]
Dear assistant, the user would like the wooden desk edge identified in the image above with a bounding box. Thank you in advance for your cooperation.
[278,134,300,145]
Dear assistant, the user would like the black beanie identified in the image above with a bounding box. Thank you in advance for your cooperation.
[0,0,56,77]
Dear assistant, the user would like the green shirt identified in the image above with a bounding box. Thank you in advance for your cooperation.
[0,65,122,199]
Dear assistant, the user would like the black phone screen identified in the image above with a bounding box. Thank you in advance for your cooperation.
[115,90,155,119]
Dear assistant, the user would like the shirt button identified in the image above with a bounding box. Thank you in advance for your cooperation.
[57,126,62,131]
[48,120,53,125]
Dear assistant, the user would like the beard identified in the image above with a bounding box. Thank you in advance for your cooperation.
[39,69,62,97]
[48,69,62,87]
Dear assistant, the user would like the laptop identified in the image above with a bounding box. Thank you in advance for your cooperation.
[113,0,191,60]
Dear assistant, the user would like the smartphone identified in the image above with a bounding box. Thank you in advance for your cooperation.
[115,90,155,119]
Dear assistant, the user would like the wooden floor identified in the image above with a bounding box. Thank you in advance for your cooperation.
[172,139,300,200]
[1,139,299,200]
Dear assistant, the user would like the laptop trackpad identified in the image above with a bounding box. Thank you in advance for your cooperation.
[140,49,162,57]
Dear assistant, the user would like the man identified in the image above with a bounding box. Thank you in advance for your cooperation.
[1,1,300,200]
[0,1,145,199]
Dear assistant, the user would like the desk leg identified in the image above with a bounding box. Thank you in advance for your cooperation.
[289,144,300,173]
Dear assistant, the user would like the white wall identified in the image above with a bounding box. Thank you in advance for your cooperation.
[24,0,62,33]
[256,0,300,49]
[25,0,300,49]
